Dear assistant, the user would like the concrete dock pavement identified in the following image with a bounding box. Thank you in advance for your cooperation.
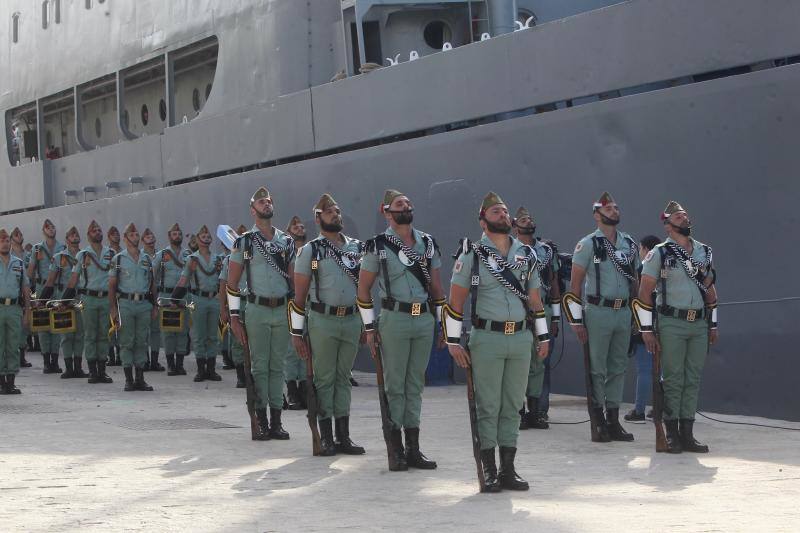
[1,360,799,532]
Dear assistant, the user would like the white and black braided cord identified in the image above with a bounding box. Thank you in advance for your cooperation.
[665,242,712,295]
[252,232,292,280]
[318,237,364,285]
[599,236,637,282]
[473,243,537,301]
[384,233,432,286]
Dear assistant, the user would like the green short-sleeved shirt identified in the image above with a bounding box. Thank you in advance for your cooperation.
[229,225,295,298]
[641,237,713,310]
[31,240,65,285]
[295,235,363,307]
[0,255,28,298]
[219,255,248,292]
[572,229,640,300]
[361,227,442,303]
[73,246,115,292]
[110,249,153,294]
[153,246,190,292]
[183,251,224,293]
[451,234,540,323]
[49,249,79,295]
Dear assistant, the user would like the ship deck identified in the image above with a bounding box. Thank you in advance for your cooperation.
[1,364,798,532]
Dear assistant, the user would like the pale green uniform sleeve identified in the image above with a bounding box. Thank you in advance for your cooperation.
[451,250,473,289]
[361,246,379,273]
[294,242,313,277]
[640,247,661,279]
[572,235,593,270]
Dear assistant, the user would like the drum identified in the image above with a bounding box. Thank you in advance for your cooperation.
[50,308,77,334]
[160,308,184,332]
[29,308,52,333]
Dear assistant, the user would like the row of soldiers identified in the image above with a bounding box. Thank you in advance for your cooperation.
[0,186,718,493]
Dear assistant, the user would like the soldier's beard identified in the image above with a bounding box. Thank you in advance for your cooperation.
[198,237,212,246]
[320,220,343,233]
[390,211,413,225]
[669,222,692,237]
[256,208,274,220]
[90,234,103,244]
[170,237,183,246]
[599,214,620,226]
[486,219,512,235]
[515,224,535,235]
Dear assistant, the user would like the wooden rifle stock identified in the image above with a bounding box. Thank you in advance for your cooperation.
[652,335,668,453]
[464,342,486,493]
[238,322,261,440]
[304,342,322,456]
[582,340,600,442]
[373,335,400,471]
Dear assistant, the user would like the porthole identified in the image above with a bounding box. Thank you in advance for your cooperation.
[94,117,102,138]
[205,83,212,100]
[159,99,167,122]
[141,104,149,126]
[423,20,451,50]
[12,12,20,44]
[192,88,200,112]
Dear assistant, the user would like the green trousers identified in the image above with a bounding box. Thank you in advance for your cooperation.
[0,305,22,375]
[38,329,60,354]
[149,313,160,352]
[284,340,305,381]
[308,311,361,419]
[245,303,288,410]
[469,328,532,450]
[230,303,246,365]
[19,317,29,350]
[378,309,434,429]
[585,304,632,409]
[118,299,152,368]
[81,296,110,363]
[526,341,547,398]
[191,296,219,359]
[60,312,84,359]
[159,292,189,355]
[658,315,708,420]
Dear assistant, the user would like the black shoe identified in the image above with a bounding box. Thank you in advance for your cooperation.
[679,419,709,453]
[286,380,303,410]
[4,374,21,395]
[193,358,206,382]
[624,409,645,422]
[526,396,549,429]
[176,354,187,375]
[51,353,63,373]
[87,360,100,384]
[268,408,290,440]
[19,348,32,368]
[254,408,271,441]
[499,446,529,491]
[124,367,135,391]
[235,364,246,388]
[334,416,365,455]
[389,429,408,471]
[134,367,154,391]
[606,408,634,442]
[60,358,76,379]
[480,448,502,492]
[107,346,119,366]
[318,418,336,456]
[664,419,683,453]
[297,380,308,409]
[150,351,165,372]
[0,375,6,394]
[221,350,235,370]
[166,354,178,376]
[73,357,88,378]
[592,407,612,442]
[205,357,222,381]
[97,360,113,383]
[42,353,54,374]
[518,404,530,430]
[143,359,151,371]
[404,427,436,468]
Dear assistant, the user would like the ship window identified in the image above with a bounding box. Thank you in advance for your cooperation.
[85,0,92,9]
[192,89,200,112]
[205,83,212,100]
[159,99,166,122]
[122,109,129,129]
[12,13,20,43]
[518,9,537,27]
[54,0,61,23]
[94,117,101,138]
[42,2,49,29]
[423,21,451,50]
[141,104,149,126]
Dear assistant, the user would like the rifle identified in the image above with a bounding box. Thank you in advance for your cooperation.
[304,342,322,456]
[581,340,600,442]
[463,339,486,493]
[373,334,400,471]
[651,330,668,452]
[238,323,261,440]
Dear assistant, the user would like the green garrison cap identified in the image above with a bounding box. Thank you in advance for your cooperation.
[42,218,54,230]
[592,191,616,210]
[514,206,532,221]
[66,226,80,239]
[381,189,404,212]
[142,227,154,237]
[87,220,101,235]
[314,194,337,215]
[661,200,686,221]
[0,228,8,239]
[122,222,138,235]
[250,186,271,205]
[480,191,505,216]
[197,224,210,236]
[107,226,119,235]
[11,227,22,238]
[168,222,181,233]
[286,216,302,231]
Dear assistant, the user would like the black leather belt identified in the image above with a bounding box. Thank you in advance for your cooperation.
[191,289,218,298]
[118,291,148,302]
[472,318,526,335]
[659,305,707,322]
[247,295,287,308]
[80,289,109,298]
[381,298,429,316]
[1,297,19,306]
[309,301,357,317]
[587,296,629,310]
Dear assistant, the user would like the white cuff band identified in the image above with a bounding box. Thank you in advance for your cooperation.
[534,315,549,340]
[289,304,305,336]
[550,302,561,318]
[227,292,241,314]
[567,300,583,323]
[358,304,376,331]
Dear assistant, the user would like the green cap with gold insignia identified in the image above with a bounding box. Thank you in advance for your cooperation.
[87,220,101,235]
[661,200,686,221]
[66,226,80,239]
[381,189,404,212]
[197,224,210,236]
[479,191,505,217]
[592,191,616,211]
[285,216,302,231]
[313,194,337,215]
[11,227,22,238]
[123,222,138,235]
[42,218,54,231]
[168,222,181,234]
[107,226,119,236]
[250,186,271,205]
[514,206,532,222]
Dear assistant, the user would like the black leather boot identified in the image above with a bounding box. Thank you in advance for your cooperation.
[5,374,21,395]
[518,403,530,430]
[150,351,165,372]
[51,353,63,373]
[592,406,612,442]
[527,396,549,429]
[60,358,75,379]
[297,380,308,409]
[404,427,436,469]
[606,408,634,441]
[679,419,709,453]
[32,335,40,352]
[0,375,6,394]
[389,429,408,471]
[193,358,206,382]
[254,408,271,441]
[499,447,529,491]
[107,345,119,366]
[42,353,54,374]
[166,354,178,376]
[318,417,336,456]
[269,408,290,439]
[123,367,135,391]
[286,380,303,410]
[20,348,32,368]
[235,364,246,388]
[73,357,88,378]
[480,448,502,492]
[134,367,154,391]
[97,360,113,383]
[221,350,235,370]
[664,419,683,454]
[334,416,365,455]
[205,357,222,381]
[87,360,100,384]
[176,354,187,375]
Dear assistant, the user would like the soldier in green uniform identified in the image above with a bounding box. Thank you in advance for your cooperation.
[512,206,561,430]
[109,223,156,392]
[219,225,249,388]
[357,189,445,471]
[218,239,235,372]
[153,223,190,376]
[171,225,224,382]
[10,227,32,368]
[284,215,307,410]
[39,226,86,379]
[227,187,295,441]
[62,220,114,384]
[635,201,718,453]
[0,228,31,394]
[106,226,122,366]
[290,195,365,456]
[445,192,550,492]
[141,228,165,372]
[564,192,640,443]
[27,219,66,374]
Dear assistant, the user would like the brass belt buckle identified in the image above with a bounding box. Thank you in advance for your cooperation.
[268,298,278,307]
[411,302,421,316]
[686,309,697,322]
[613,298,623,310]
[504,321,516,335]
[336,306,346,317]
